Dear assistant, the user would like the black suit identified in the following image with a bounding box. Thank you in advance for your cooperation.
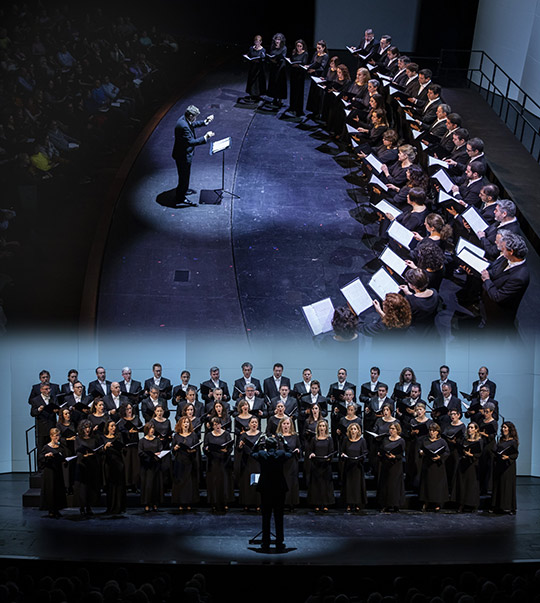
[482,260,530,326]
[432,395,461,424]
[391,69,408,88]
[326,381,357,403]
[172,114,208,202]
[293,381,312,397]
[455,178,486,208]
[465,397,499,422]
[87,379,111,398]
[428,379,458,402]
[200,379,230,404]
[263,376,291,402]
[141,396,169,422]
[232,377,262,400]
[480,220,521,260]
[28,382,60,404]
[61,382,86,397]
[419,99,442,127]
[359,381,387,404]
[144,377,172,400]
[252,448,292,548]
[403,76,420,98]
[119,380,142,395]
[427,118,447,138]
[269,395,298,419]
[30,394,57,449]
[469,379,497,399]
[102,393,128,414]
[234,396,266,418]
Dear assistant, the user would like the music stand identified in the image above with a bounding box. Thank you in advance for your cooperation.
[199,136,240,205]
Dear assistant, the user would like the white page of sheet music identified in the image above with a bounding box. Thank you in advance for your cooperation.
[456,237,486,258]
[302,298,335,336]
[368,268,401,300]
[461,207,489,234]
[457,247,490,273]
[340,278,373,315]
[369,174,388,191]
[380,247,407,276]
[373,199,402,219]
[387,220,414,248]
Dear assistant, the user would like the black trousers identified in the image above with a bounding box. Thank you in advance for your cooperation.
[175,158,192,201]
[261,495,285,546]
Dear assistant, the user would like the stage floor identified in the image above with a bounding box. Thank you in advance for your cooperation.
[4,474,540,566]
[94,64,540,341]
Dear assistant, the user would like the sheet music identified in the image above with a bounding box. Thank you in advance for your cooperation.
[380,247,407,276]
[373,199,401,219]
[456,237,486,258]
[412,129,422,139]
[428,155,449,168]
[157,450,171,458]
[368,268,401,300]
[432,168,454,192]
[438,190,458,204]
[461,207,489,234]
[340,278,373,315]
[387,220,414,248]
[364,153,383,173]
[302,298,335,336]
[457,247,490,273]
[346,123,358,134]
[369,174,388,191]
[389,85,400,95]
[311,76,324,84]
[210,137,231,154]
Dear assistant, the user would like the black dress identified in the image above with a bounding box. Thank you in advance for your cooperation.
[39,443,67,513]
[204,431,234,508]
[171,432,200,506]
[491,438,518,512]
[138,436,164,506]
[58,422,77,491]
[267,45,287,102]
[117,417,142,488]
[236,432,261,507]
[307,437,335,506]
[442,422,466,496]
[101,434,126,513]
[305,52,329,115]
[288,50,309,115]
[75,434,102,509]
[419,436,450,506]
[281,434,300,507]
[377,436,405,509]
[151,418,172,489]
[454,438,483,508]
[406,418,434,490]
[341,437,368,507]
[407,291,440,335]
[245,45,266,98]
[478,419,498,494]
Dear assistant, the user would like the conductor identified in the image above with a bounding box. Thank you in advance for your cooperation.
[252,434,292,552]
[172,105,215,206]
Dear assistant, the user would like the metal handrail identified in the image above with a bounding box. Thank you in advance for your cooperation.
[437,49,540,161]
[25,425,37,476]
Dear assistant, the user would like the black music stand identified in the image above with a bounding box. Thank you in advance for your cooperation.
[199,136,240,205]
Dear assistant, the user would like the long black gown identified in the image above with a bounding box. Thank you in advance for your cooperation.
[75,434,103,509]
[39,443,67,513]
[418,436,450,506]
[288,50,309,115]
[305,52,329,115]
[376,436,405,509]
[236,432,261,507]
[58,422,76,491]
[479,419,498,494]
[491,438,518,512]
[101,434,126,514]
[281,434,300,507]
[151,418,172,490]
[117,416,142,489]
[266,45,287,102]
[442,422,466,497]
[307,437,335,506]
[204,431,234,509]
[171,432,200,506]
[454,438,483,509]
[138,436,164,506]
[341,437,368,508]
[406,418,434,490]
[245,45,266,98]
